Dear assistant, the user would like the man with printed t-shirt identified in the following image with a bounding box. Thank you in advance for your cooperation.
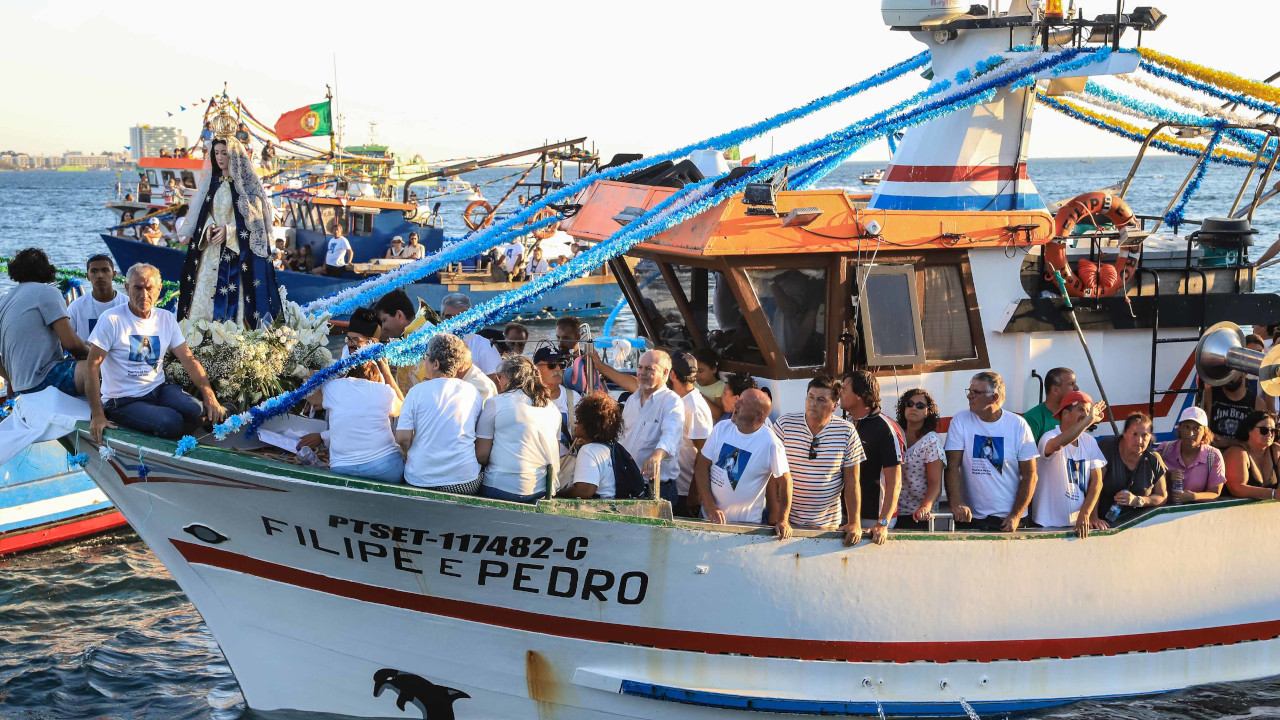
[87,264,225,441]
[695,389,792,538]
[1031,390,1108,538]
[945,371,1039,532]
[321,224,354,277]
[68,255,128,341]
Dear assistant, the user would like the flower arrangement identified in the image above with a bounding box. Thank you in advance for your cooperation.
[166,294,332,411]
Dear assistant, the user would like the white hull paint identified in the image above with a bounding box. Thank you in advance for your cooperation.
[81,436,1280,718]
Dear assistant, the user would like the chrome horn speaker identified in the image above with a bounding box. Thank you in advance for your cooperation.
[1194,321,1280,395]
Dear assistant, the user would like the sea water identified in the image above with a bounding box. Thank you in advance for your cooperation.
[3,158,1280,719]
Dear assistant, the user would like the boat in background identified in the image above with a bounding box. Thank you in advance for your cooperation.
[859,167,885,185]
[0,440,125,557]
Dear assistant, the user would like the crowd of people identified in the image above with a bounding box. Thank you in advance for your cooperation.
[4,244,1277,543]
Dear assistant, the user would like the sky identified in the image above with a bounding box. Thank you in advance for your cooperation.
[2,0,1275,162]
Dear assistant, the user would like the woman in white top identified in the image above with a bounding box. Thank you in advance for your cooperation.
[894,388,944,530]
[476,355,562,502]
[306,361,404,483]
[559,393,622,499]
[396,334,485,494]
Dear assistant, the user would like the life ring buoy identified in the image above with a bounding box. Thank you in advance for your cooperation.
[1043,190,1138,298]
[530,207,559,240]
[463,200,494,231]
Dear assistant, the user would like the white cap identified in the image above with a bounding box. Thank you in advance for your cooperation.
[391,235,404,243]
[1178,406,1209,427]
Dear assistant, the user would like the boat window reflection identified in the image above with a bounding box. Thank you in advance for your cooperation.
[745,268,827,368]
[632,260,695,351]
[711,271,765,365]
[859,265,925,365]
[921,264,977,361]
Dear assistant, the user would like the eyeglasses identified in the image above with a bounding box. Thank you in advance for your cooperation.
[965,389,996,397]
[1256,426,1277,437]
[905,400,928,410]
[808,436,821,460]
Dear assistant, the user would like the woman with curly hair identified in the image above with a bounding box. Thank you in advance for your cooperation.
[560,393,626,499]
[894,387,944,530]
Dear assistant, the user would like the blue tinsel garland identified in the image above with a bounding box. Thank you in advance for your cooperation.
[220,46,1103,438]
[1083,81,1272,157]
[175,435,198,457]
[301,51,934,317]
[1163,122,1226,230]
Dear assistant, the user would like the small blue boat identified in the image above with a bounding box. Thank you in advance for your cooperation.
[0,440,126,556]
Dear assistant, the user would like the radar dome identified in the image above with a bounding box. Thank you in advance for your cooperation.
[882,0,969,27]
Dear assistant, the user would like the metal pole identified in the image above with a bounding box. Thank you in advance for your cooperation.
[1055,272,1121,435]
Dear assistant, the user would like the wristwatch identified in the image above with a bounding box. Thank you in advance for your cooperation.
[877,518,889,527]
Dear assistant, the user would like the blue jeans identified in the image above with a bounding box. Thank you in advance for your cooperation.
[103,383,203,439]
[331,452,404,484]
[480,485,545,503]
[20,358,79,396]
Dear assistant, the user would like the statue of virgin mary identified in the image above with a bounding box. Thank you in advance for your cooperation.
[175,136,281,328]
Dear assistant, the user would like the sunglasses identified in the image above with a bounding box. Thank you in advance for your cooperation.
[539,361,566,369]
[1256,426,1277,437]
[808,437,821,460]
[965,389,996,397]
[905,400,928,410]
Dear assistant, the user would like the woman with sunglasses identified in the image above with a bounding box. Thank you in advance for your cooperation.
[894,388,944,530]
[1223,410,1280,500]
[1157,406,1225,504]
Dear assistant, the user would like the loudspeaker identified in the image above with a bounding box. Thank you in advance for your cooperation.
[1194,321,1280,396]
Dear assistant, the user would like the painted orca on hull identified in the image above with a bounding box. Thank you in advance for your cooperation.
[372,668,471,719]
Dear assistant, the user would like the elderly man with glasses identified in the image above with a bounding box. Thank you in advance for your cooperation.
[944,371,1040,532]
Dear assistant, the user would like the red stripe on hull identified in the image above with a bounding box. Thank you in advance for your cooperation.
[172,538,1280,663]
[0,510,128,556]
[885,164,1030,183]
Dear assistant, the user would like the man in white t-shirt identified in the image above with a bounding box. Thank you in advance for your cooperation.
[87,263,226,442]
[526,247,551,277]
[68,254,128,340]
[1032,391,1108,537]
[619,350,685,503]
[501,239,525,279]
[440,293,502,377]
[395,334,484,493]
[944,371,1039,532]
[321,224,354,278]
[695,389,792,538]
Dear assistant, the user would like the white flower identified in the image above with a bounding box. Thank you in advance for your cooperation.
[187,329,205,348]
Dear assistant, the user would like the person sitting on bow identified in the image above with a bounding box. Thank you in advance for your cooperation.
[87,263,226,441]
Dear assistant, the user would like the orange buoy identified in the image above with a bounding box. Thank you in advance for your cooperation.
[463,200,494,231]
[1044,190,1138,298]
[530,207,559,240]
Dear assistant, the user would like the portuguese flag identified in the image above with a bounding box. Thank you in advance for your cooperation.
[274,100,332,142]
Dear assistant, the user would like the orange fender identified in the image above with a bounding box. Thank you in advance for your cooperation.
[463,200,494,231]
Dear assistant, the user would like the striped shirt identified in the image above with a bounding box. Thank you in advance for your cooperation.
[775,412,866,529]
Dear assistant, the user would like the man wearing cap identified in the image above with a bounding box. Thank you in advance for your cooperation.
[385,235,411,260]
[141,218,166,246]
[1023,367,1078,444]
[1158,406,1226,504]
[1031,391,1109,536]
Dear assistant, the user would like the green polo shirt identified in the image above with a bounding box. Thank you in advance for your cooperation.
[1024,402,1059,444]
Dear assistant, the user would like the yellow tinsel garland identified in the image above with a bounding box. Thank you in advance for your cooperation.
[1138,48,1280,107]
[1039,94,1258,164]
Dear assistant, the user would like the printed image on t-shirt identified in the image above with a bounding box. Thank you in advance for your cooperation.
[1066,458,1087,499]
[715,444,752,490]
[129,335,161,366]
[973,435,1004,475]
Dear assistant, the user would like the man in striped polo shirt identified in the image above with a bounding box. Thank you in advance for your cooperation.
[776,375,866,545]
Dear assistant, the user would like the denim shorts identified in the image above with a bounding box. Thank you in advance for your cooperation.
[20,358,78,396]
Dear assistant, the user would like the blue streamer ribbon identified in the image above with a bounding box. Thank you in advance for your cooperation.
[1164,121,1226,230]
[1140,61,1280,118]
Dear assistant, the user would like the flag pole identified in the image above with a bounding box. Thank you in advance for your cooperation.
[325,84,335,161]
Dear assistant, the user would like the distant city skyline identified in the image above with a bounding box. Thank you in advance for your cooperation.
[2,1,1271,163]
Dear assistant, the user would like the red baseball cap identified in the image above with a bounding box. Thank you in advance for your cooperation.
[1053,390,1093,419]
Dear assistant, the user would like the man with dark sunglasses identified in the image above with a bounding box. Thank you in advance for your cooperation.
[534,347,577,460]
[776,374,865,544]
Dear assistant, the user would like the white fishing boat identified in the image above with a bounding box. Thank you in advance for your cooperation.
[69,1,1280,717]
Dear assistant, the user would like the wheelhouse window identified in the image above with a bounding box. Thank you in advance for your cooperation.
[631,260,697,351]
[858,265,926,366]
[921,264,978,361]
[318,207,337,235]
[351,210,376,237]
[711,270,765,365]
[181,171,196,188]
[744,268,827,368]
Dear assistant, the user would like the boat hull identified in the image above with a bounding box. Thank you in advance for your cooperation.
[76,428,1280,718]
[99,234,620,320]
[0,439,126,556]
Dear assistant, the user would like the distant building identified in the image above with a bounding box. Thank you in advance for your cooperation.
[128,125,188,162]
[13,154,31,169]
[63,152,110,169]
